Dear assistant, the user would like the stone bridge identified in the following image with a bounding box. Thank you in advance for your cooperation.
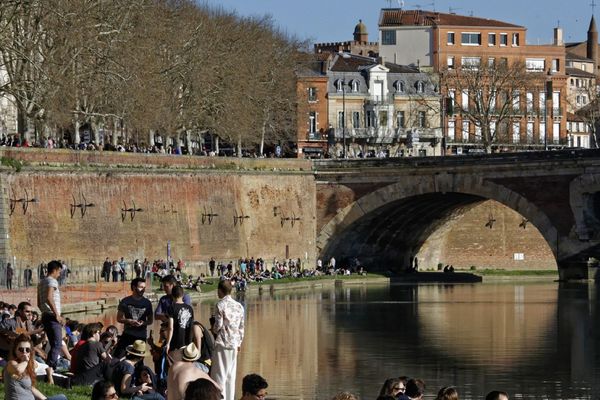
[313,149,600,280]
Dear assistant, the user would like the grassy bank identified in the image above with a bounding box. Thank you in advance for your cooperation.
[0,381,91,400]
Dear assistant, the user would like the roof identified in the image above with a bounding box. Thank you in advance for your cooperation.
[379,9,523,28]
[566,67,596,78]
[566,51,593,62]
[329,53,419,73]
[354,20,368,35]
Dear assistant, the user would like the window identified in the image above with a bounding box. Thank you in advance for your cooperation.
[366,110,375,127]
[351,80,359,92]
[309,112,317,134]
[462,89,469,109]
[512,33,520,46]
[335,80,344,92]
[462,121,470,142]
[539,123,545,143]
[448,121,455,140]
[461,32,481,45]
[552,58,560,72]
[352,112,360,128]
[553,122,560,143]
[338,111,345,129]
[512,122,520,143]
[526,92,534,112]
[539,91,546,111]
[576,95,582,105]
[512,91,520,111]
[308,87,317,102]
[397,111,405,128]
[488,33,496,46]
[379,111,388,127]
[461,57,481,69]
[527,122,534,142]
[525,58,545,72]
[394,80,405,93]
[447,56,455,69]
[475,123,482,141]
[447,32,455,45]
[500,33,508,46]
[488,57,495,67]
[382,30,396,45]
[416,81,425,93]
[418,111,427,128]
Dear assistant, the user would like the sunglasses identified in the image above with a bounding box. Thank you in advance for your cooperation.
[18,347,31,353]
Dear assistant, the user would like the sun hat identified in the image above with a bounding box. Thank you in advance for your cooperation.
[126,340,148,357]
[182,342,201,362]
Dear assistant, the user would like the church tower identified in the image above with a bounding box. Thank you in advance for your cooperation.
[353,20,368,43]
[587,15,598,76]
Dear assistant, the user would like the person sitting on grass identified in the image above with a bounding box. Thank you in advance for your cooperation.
[91,381,118,400]
[4,333,67,400]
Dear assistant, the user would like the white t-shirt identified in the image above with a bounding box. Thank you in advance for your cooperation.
[38,277,61,315]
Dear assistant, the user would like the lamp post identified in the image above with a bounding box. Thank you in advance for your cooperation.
[342,77,346,159]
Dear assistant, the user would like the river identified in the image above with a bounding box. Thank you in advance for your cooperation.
[75,281,600,399]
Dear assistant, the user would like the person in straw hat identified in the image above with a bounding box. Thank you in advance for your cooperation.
[168,342,220,400]
[112,340,155,398]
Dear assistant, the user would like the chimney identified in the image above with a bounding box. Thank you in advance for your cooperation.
[378,56,386,65]
[554,27,563,46]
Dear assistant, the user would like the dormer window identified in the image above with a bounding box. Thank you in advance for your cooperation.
[335,79,344,92]
[350,80,360,92]
[394,80,405,93]
[416,81,425,93]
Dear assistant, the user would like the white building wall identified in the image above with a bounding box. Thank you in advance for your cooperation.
[379,26,433,67]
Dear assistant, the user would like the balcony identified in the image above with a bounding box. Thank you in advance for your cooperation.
[365,94,394,106]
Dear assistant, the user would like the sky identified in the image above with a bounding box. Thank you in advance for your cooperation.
[201,0,598,46]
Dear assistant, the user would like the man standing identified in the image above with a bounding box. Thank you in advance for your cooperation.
[37,260,63,384]
[210,280,244,400]
[114,278,153,358]
[6,262,13,290]
[155,275,192,322]
[209,257,216,277]
[165,286,194,353]
[102,258,111,282]
[239,374,268,400]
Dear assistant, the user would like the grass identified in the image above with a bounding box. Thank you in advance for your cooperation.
[0,381,92,400]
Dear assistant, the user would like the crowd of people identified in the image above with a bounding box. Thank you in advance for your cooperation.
[0,259,512,400]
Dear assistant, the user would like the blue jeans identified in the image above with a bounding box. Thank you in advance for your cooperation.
[48,395,68,400]
[41,313,62,369]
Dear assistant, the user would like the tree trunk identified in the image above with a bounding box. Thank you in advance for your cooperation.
[112,119,118,147]
[260,120,266,156]
[237,135,242,158]
[149,130,155,147]
[185,130,192,155]
[214,135,219,155]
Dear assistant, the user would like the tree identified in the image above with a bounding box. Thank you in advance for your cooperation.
[441,60,544,153]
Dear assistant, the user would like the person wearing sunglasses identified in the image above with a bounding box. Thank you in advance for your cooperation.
[92,381,119,400]
[3,333,67,400]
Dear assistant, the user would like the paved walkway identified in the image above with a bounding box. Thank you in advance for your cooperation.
[0,281,143,306]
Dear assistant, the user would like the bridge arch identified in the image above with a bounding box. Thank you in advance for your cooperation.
[317,174,559,270]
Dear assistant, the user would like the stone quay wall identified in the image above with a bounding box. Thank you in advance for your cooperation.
[0,149,316,284]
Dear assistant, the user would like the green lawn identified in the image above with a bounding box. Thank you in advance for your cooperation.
[0,381,92,400]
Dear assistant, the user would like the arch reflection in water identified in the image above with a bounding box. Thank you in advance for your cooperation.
[73,283,600,399]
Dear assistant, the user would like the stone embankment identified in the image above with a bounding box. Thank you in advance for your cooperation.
[0,276,391,315]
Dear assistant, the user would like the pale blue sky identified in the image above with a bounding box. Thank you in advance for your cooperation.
[202,0,597,46]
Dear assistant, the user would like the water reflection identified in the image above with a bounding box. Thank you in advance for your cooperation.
[71,282,600,400]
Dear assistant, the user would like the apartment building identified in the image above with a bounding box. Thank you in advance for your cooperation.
[378,9,568,153]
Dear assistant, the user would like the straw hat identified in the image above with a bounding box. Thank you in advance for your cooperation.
[126,340,148,357]
[182,342,201,362]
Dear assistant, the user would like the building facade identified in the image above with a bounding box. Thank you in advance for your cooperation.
[378,9,569,154]
[296,52,442,158]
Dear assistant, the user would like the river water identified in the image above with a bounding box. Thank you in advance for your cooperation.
[78,281,600,399]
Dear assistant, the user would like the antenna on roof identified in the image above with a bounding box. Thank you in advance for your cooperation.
[592,0,597,14]
[448,6,462,14]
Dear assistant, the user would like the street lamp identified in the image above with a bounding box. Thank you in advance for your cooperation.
[342,77,346,158]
